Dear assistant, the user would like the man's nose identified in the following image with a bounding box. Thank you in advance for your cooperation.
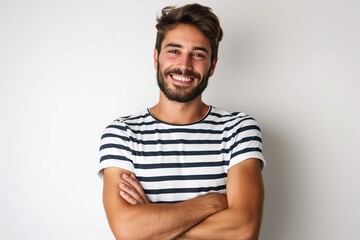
[177,54,193,71]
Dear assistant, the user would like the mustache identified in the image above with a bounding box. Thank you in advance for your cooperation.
[165,68,201,80]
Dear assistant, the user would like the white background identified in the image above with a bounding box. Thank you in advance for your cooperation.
[1,0,359,239]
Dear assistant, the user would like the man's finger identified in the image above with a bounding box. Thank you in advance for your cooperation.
[120,190,138,205]
[122,174,150,203]
[119,182,145,204]
[130,174,151,204]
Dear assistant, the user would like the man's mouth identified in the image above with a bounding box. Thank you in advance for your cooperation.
[170,73,195,82]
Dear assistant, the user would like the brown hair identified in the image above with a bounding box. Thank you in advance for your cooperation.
[155,3,223,62]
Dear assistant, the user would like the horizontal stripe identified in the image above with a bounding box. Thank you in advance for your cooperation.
[106,124,128,132]
[106,116,256,136]
[125,116,252,127]
[101,125,260,149]
[127,117,254,133]
[125,113,150,121]
[129,138,224,145]
[101,143,246,157]
[137,173,227,182]
[100,133,261,157]
[232,136,262,149]
[101,133,129,141]
[100,154,132,163]
[208,111,244,119]
[134,161,229,169]
[146,189,227,203]
[130,128,224,135]
[100,143,131,152]
[231,147,262,158]
[126,120,158,126]
[144,185,226,194]
[102,128,260,146]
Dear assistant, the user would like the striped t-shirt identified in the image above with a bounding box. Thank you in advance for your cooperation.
[99,106,265,203]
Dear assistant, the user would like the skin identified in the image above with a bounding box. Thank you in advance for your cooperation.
[102,23,264,240]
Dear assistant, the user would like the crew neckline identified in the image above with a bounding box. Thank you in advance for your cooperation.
[147,105,212,126]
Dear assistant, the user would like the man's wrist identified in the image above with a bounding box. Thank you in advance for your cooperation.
[191,193,228,213]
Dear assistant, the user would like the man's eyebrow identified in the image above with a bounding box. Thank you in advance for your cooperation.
[164,43,209,53]
[164,43,183,48]
[193,47,209,53]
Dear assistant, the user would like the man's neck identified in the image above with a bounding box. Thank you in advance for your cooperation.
[150,94,209,125]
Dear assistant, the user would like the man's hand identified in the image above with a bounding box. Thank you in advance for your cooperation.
[103,167,229,239]
[119,173,150,205]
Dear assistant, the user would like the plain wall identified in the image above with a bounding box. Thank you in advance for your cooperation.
[1,0,359,239]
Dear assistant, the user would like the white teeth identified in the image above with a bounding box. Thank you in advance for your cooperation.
[172,74,192,82]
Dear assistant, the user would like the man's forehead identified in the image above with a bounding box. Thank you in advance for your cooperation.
[161,24,211,51]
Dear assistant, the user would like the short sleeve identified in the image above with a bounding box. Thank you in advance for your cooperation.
[98,119,135,177]
[228,116,266,170]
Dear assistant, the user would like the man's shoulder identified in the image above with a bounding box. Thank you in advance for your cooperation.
[104,109,151,131]
[210,106,252,120]
[209,106,260,130]
[109,109,151,124]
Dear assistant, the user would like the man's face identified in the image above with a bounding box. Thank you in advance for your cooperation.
[154,24,217,103]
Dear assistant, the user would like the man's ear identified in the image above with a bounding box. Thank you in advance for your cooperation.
[208,57,218,77]
[153,49,159,70]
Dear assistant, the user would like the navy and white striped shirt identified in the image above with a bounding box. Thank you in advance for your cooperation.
[99,106,265,203]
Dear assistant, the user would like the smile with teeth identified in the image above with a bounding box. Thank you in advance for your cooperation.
[170,74,194,82]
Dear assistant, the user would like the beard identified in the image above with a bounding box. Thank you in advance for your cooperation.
[156,64,210,103]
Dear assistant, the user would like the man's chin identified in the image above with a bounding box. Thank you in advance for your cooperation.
[163,89,200,103]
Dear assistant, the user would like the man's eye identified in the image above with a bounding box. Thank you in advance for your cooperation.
[193,53,205,58]
[169,50,179,54]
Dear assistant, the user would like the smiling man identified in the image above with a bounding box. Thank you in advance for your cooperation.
[99,3,265,240]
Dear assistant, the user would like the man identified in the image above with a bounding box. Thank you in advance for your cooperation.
[99,3,265,239]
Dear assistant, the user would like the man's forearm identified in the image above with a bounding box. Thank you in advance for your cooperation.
[178,207,261,240]
[105,192,227,240]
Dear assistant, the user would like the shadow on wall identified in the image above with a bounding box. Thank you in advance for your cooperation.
[260,127,291,240]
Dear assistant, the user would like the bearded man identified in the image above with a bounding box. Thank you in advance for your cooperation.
[99,3,265,240]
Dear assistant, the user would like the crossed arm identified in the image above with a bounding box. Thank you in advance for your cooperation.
[102,158,264,240]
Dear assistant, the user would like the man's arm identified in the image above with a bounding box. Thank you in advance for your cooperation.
[120,158,264,240]
[179,158,264,240]
[102,167,227,240]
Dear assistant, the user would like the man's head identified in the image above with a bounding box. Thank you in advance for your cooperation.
[155,3,223,63]
[154,4,223,103]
